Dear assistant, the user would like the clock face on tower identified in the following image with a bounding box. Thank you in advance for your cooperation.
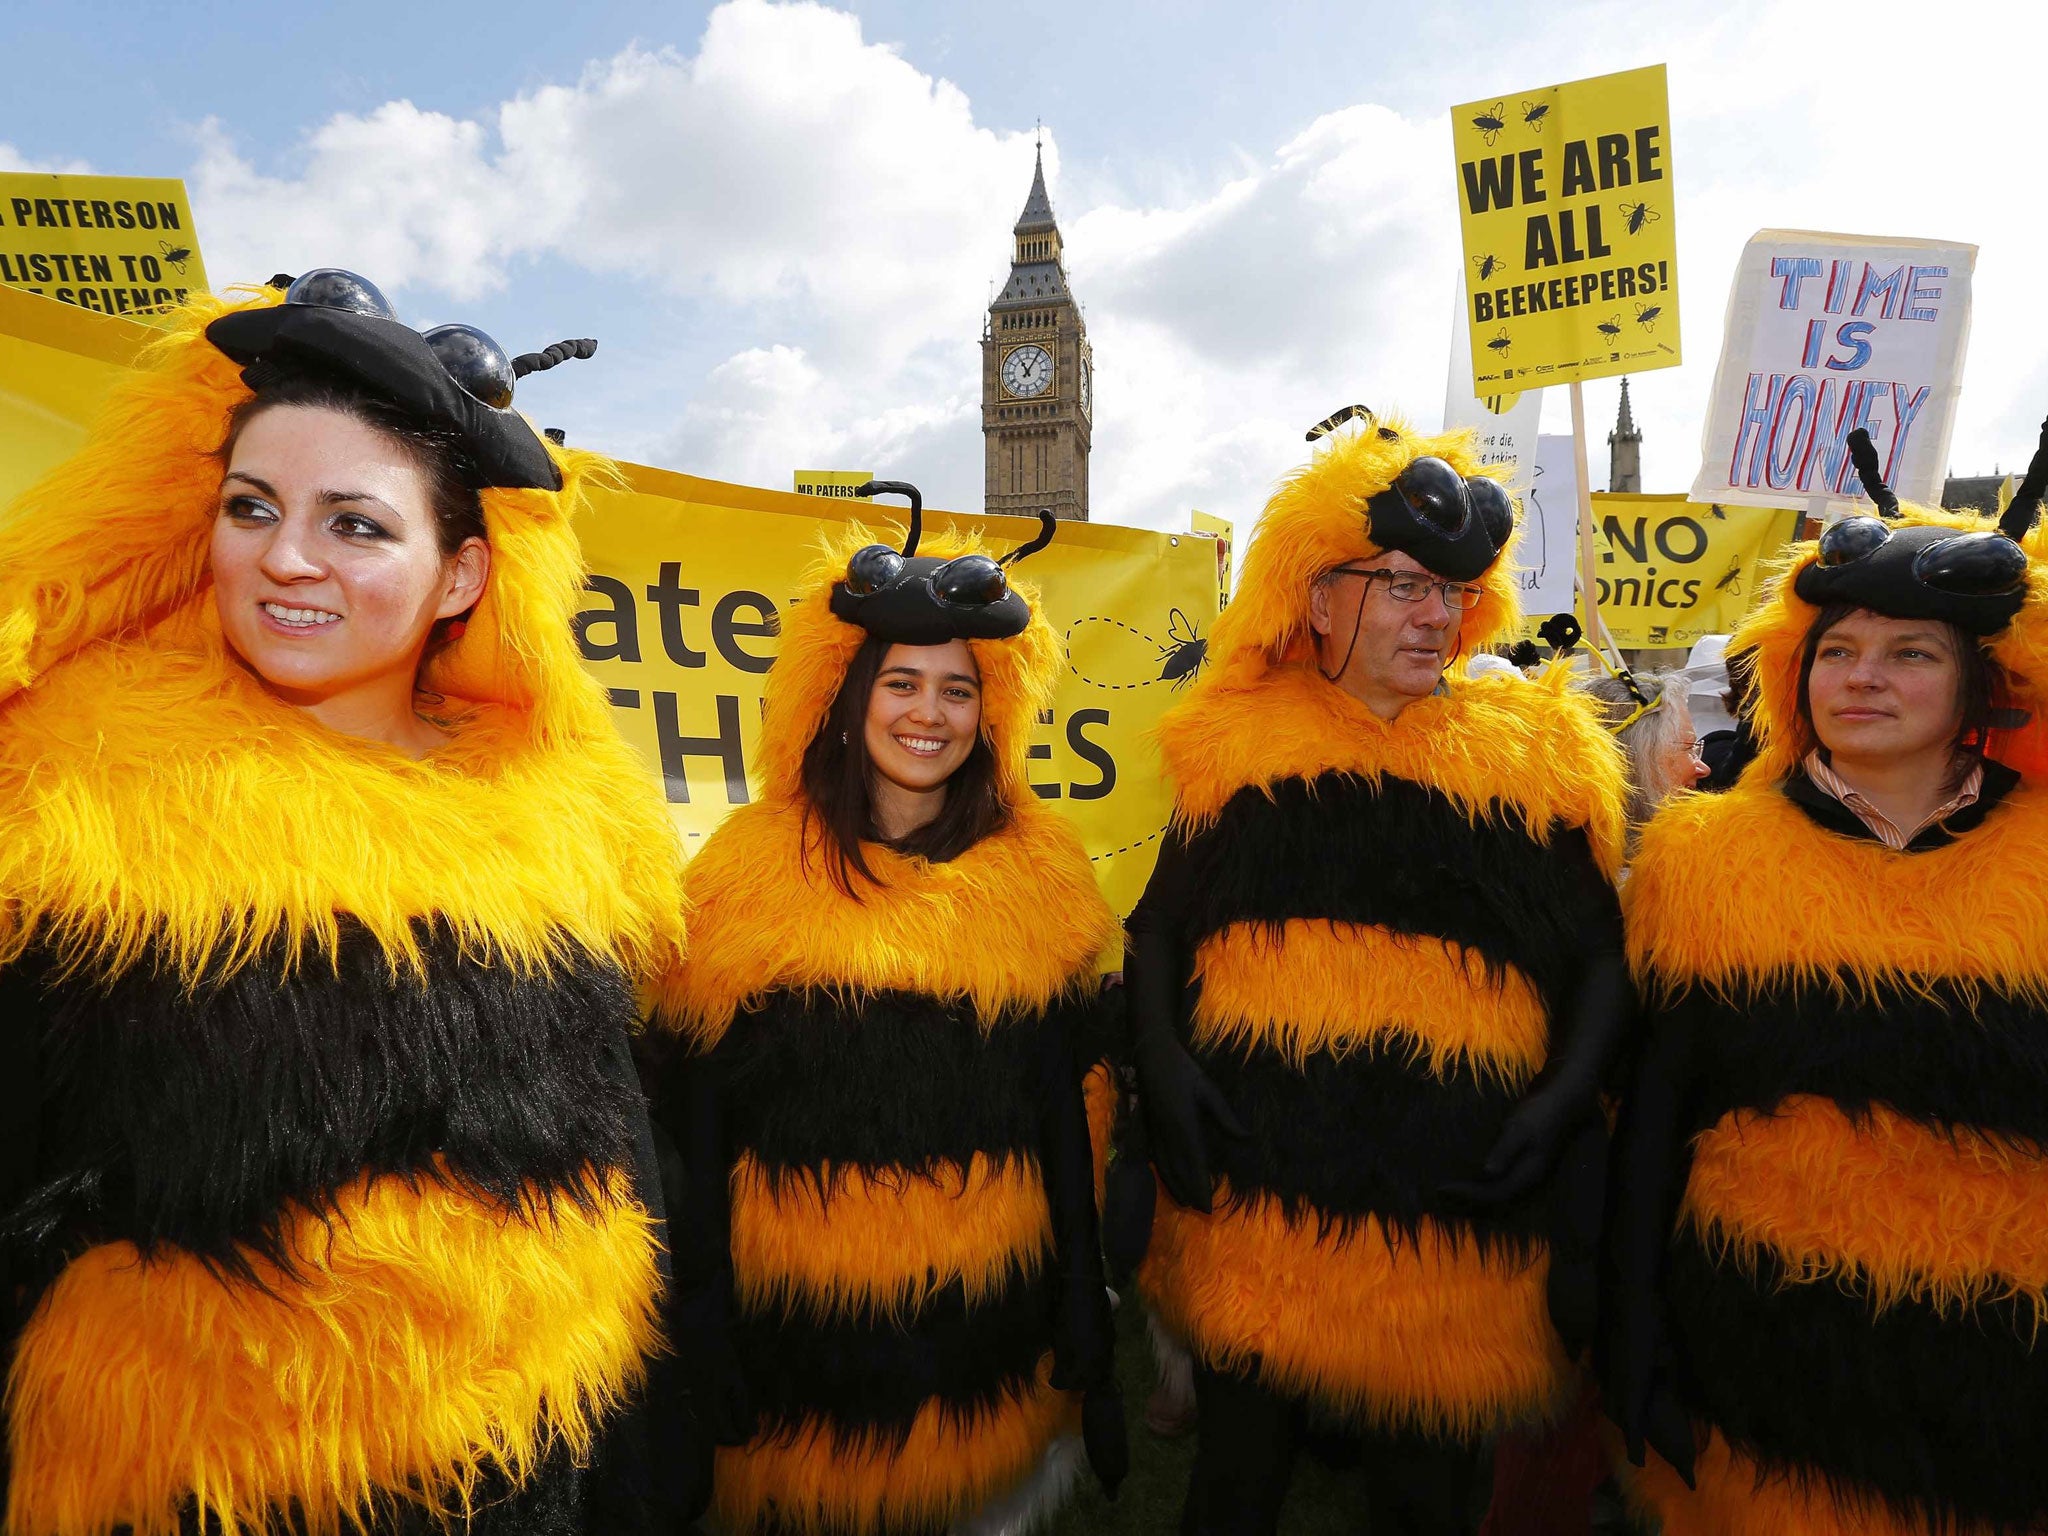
[1001,343,1053,399]
[1079,355,1092,419]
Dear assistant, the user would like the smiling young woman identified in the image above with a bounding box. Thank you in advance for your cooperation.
[653,498,1127,1536]
[0,274,686,1535]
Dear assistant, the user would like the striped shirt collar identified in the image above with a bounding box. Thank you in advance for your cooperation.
[1801,750,1984,852]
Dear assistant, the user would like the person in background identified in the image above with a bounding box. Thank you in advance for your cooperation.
[1577,670,1710,856]
[1608,428,2048,1534]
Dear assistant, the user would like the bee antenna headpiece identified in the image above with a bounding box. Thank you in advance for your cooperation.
[1846,428,1900,520]
[1306,404,1375,442]
[855,480,923,557]
[1999,415,2048,541]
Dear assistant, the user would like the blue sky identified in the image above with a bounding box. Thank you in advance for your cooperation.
[6,0,2040,529]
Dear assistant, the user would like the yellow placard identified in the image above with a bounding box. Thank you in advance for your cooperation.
[0,293,1216,918]
[1528,493,1795,649]
[1190,510,1233,606]
[792,470,874,499]
[0,173,208,320]
[1451,64,1679,393]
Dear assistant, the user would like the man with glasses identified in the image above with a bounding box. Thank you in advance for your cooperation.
[1125,412,1632,1535]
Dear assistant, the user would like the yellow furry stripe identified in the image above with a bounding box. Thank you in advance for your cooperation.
[1157,661,1625,876]
[712,1370,1073,1535]
[4,1170,660,1536]
[729,1152,1052,1323]
[1083,1059,1115,1209]
[1683,1097,2048,1324]
[1192,920,1548,1085]
[1627,1430,1961,1536]
[1139,1188,1566,1436]
[1627,773,2048,1000]
[663,796,1117,1043]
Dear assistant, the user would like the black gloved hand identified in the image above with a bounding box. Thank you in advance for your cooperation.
[1132,1023,1246,1213]
[1081,1381,1130,1498]
[1603,1291,1697,1490]
[1439,1076,1595,1207]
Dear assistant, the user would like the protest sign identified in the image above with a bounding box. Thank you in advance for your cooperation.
[1451,64,1679,394]
[0,173,208,319]
[1444,279,1543,476]
[1692,229,1974,516]
[0,286,1216,917]
[1516,434,1580,618]
[792,470,873,499]
[1577,494,1795,648]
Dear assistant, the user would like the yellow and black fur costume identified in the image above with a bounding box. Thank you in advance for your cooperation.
[1128,419,1629,1528]
[657,526,1123,1535]
[1611,487,2048,1535]
[0,288,686,1534]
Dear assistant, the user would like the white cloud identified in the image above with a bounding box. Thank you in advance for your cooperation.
[176,0,2048,535]
[0,144,95,175]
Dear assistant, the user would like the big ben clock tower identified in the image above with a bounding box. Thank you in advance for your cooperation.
[983,141,1092,520]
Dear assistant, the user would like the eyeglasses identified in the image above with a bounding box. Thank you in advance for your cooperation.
[1329,565,1485,610]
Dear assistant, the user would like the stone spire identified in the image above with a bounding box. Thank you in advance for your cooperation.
[1015,140,1056,235]
[1608,376,1642,493]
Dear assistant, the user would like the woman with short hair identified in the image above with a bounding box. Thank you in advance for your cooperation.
[1607,429,2048,1534]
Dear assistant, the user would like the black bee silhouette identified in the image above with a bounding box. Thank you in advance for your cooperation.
[1707,503,1728,521]
[1714,557,1744,595]
[158,241,193,274]
[1474,252,1504,282]
[1486,328,1513,356]
[1471,102,1507,146]
[1521,99,1550,131]
[1596,315,1623,343]
[1634,302,1663,332]
[1618,201,1660,237]
[1158,609,1207,689]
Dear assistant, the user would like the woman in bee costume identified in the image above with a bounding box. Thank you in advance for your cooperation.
[1608,427,2048,1535]
[1130,409,1631,1535]
[660,485,1126,1535]
[0,272,685,1533]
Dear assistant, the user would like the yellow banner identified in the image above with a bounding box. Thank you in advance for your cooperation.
[0,173,208,319]
[0,289,1215,916]
[1451,64,1679,393]
[1569,493,1796,649]
[792,469,873,499]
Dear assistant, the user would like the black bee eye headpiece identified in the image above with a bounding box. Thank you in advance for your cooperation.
[1793,424,2044,636]
[828,481,1058,645]
[204,269,596,492]
[1306,404,1515,583]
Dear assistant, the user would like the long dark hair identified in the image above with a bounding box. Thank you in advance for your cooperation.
[1793,601,2001,773]
[799,632,1010,895]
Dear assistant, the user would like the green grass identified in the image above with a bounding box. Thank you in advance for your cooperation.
[1046,1300,1377,1536]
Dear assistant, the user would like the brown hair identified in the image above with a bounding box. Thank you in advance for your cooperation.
[799,632,1010,895]
[1792,602,2001,772]
[220,372,487,558]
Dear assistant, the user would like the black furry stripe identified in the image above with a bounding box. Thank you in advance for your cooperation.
[1179,774,1619,1006]
[715,989,1066,1182]
[1666,1231,2048,1533]
[1667,977,2048,1148]
[732,1264,1056,1445]
[1193,1037,1547,1250]
[5,921,642,1286]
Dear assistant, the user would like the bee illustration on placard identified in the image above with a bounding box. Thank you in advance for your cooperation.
[158,241,193,275]
[1474,251,1505,282]
[1633,301,1664,333]
[1486,328,1513,358]
[1521,99,1550,131]
[1596,315,1624,344]
[1714,557,1744,596]
[1065,610,1210,693]
[1470,102,1507,146]
[1618,200,1660,237]
[1706,503,1728,521]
